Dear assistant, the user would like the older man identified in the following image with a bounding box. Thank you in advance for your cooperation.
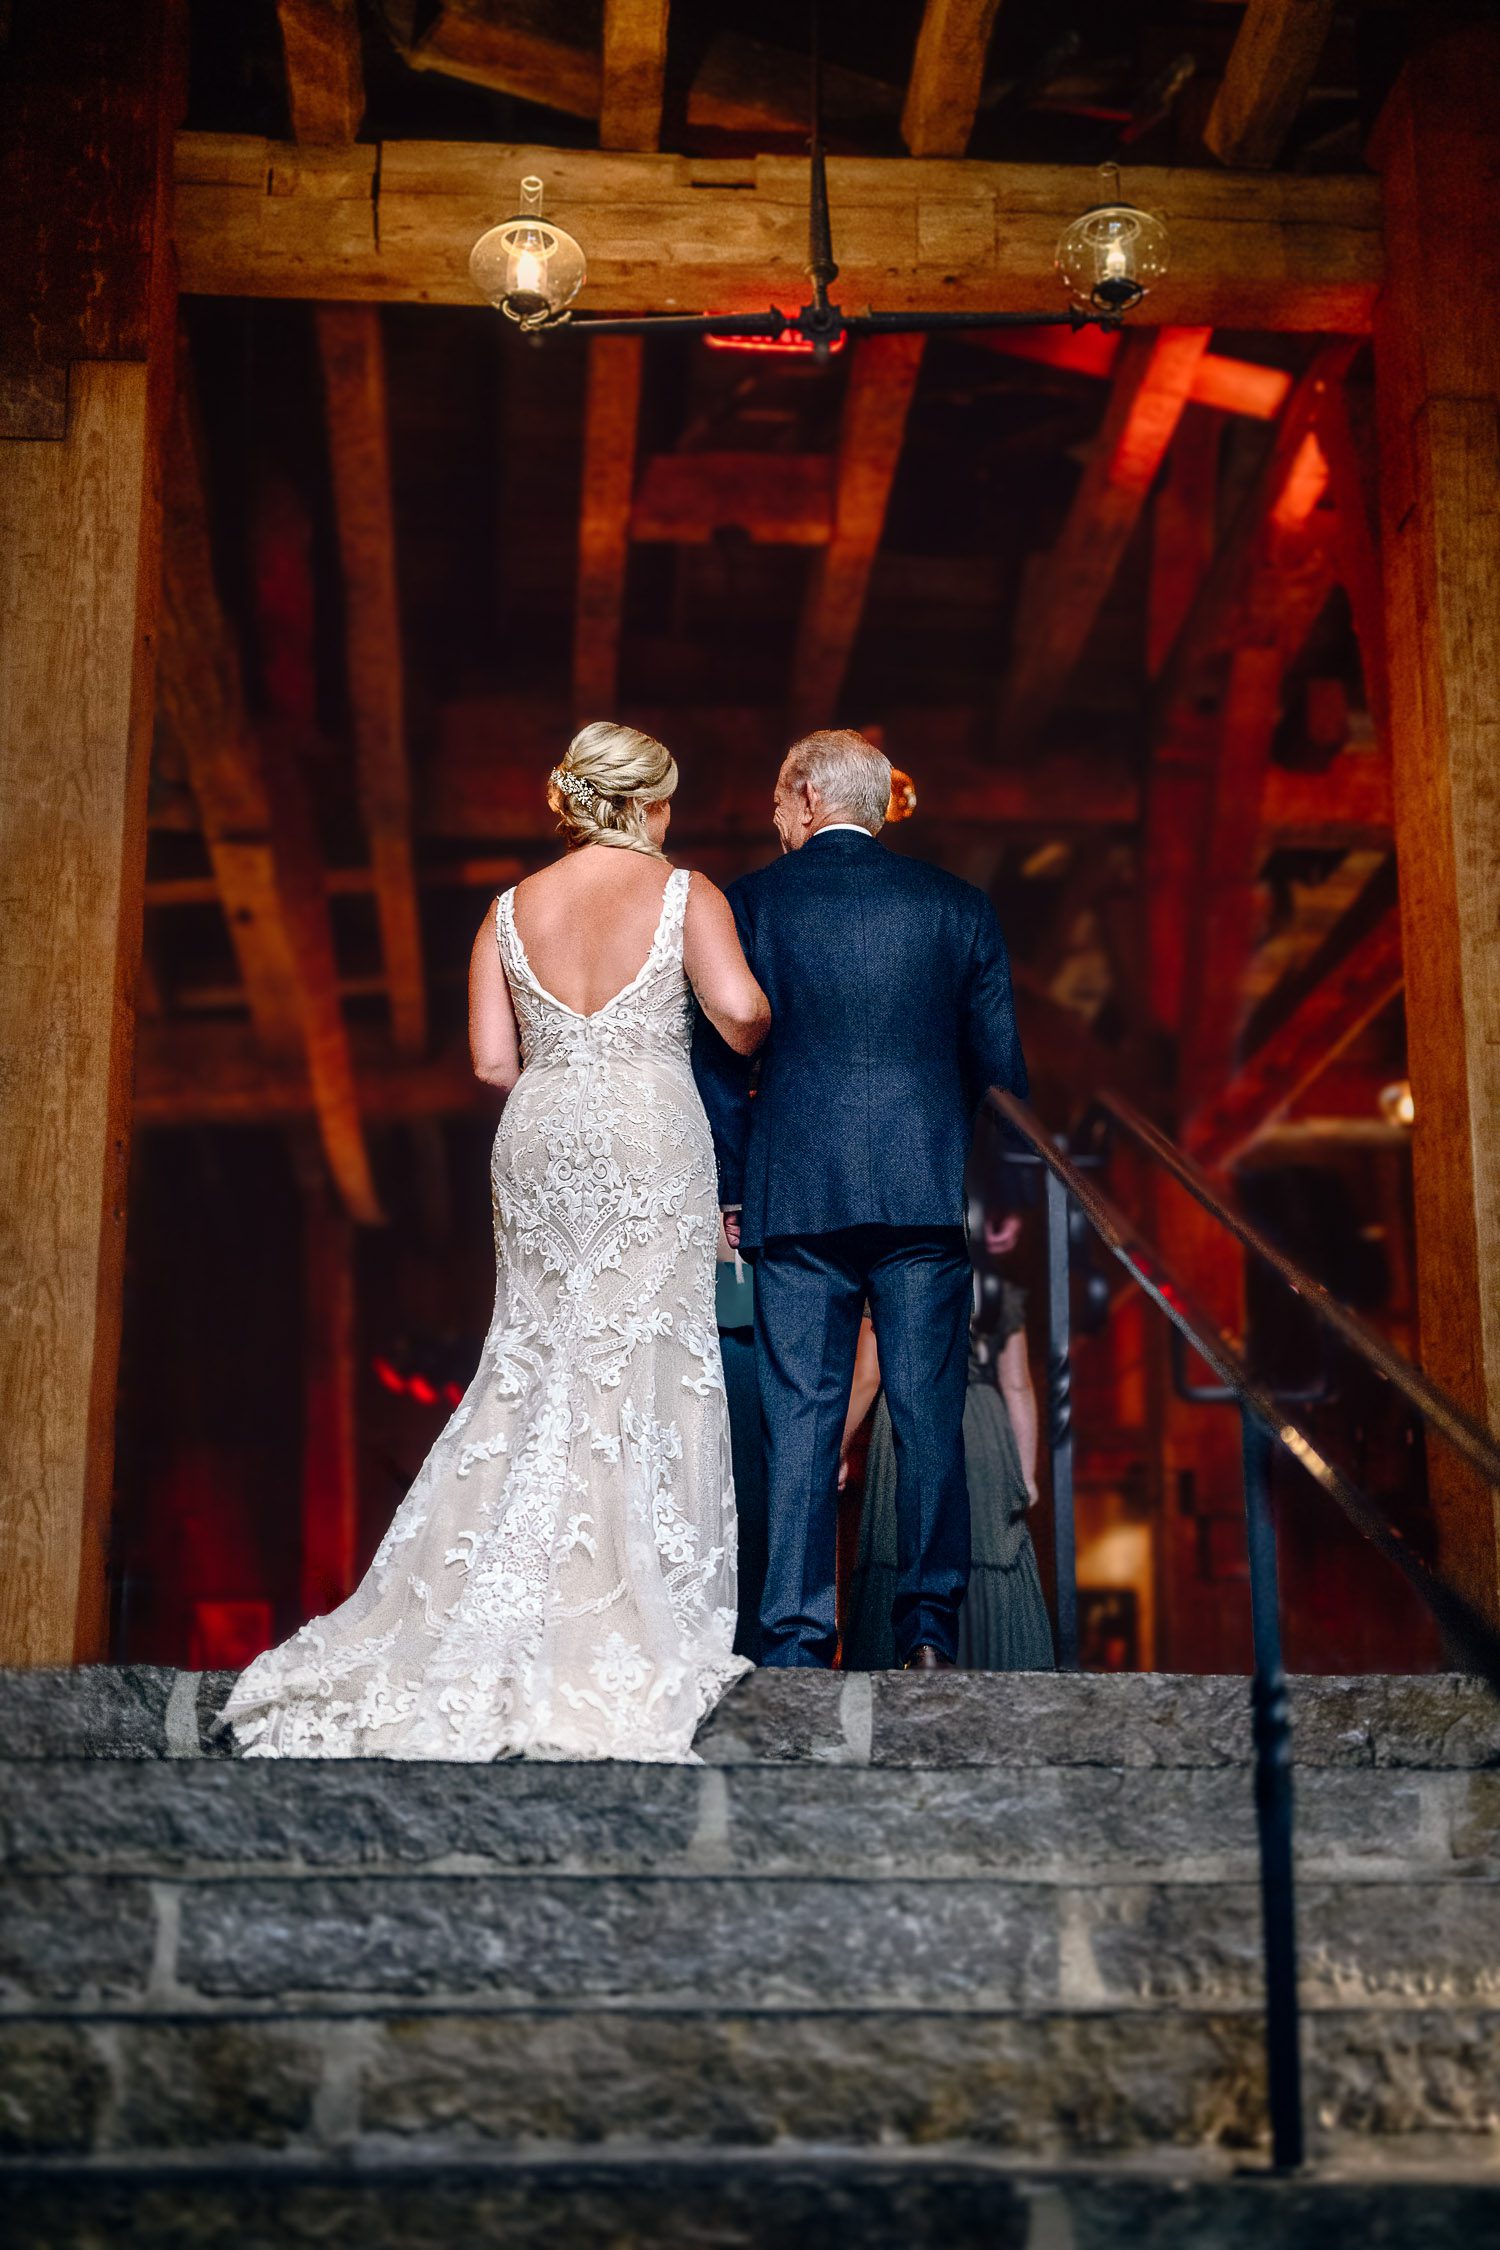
[693,729,1028,1670]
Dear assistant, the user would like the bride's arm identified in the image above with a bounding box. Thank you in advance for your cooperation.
[683,872,771,1056]
[469,907,522,1092]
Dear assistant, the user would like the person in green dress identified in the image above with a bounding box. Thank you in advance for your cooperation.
[840,1253,1055,1672]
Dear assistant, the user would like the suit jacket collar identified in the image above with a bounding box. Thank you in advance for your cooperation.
[801,826,880,856]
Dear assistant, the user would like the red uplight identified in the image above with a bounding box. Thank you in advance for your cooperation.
[442,1381,464,1408]
[705,326,847,356]
[407,1374,439,1407]
[372,1355,406,1396]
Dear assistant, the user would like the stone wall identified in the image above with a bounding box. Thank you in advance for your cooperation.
[1,1667,1498,2238]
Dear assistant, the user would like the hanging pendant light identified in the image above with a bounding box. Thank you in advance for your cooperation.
[469,176,588,330]
[1054,165,1170,315]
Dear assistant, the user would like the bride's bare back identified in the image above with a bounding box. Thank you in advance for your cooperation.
[512,848,676,1017]
[469,844,768,1092]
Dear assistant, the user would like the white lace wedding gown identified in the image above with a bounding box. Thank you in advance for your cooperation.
[219,866,750,1761]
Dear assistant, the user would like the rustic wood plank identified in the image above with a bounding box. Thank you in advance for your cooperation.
[161,371,383,1222]
[599,0,671,152]
[1317,377,1390,753]
[789,333,926,734]
[0,0,182,1663]
[172,133,1384,330]
[574,336,644,717]
[1001,327,1211,743]
[298,1173,361,1618]
[135,1024,491,1124]
[316,306,427,1056]
[403,0,601,118]
[902,0,1004,158]
[1147,405,1220,678]
[1188,899,1403,1167]
[631,451,833,545]
[1372,22,1500,1612]
[1203,0,1337,171]
[276,0,364,144]
[1178,642,1286,1113]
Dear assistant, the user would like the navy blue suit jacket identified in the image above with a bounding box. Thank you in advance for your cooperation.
[692,828,1028,1252]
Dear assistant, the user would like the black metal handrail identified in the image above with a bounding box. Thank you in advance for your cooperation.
[1100,1091,1500,1495]
[985,1088,1500,2174]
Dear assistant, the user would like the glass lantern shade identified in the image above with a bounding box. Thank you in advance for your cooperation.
[1054,203,1169,314]
[470,176,586,328]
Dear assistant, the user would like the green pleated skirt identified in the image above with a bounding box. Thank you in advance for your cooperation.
[843,1378,1056,1672]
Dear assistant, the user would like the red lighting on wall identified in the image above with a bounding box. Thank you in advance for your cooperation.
[372,1356,464,1411]
[705,326,847,356]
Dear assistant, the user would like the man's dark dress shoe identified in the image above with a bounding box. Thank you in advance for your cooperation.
[904,1646,955,1671]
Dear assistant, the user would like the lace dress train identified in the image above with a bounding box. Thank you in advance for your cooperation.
[219,867,750,1761]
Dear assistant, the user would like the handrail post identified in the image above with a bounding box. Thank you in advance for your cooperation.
[1045,1166,1079,1670]
[1241,1406,1304,2170]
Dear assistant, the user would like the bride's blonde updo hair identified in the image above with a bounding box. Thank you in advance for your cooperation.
[547,721,678,860]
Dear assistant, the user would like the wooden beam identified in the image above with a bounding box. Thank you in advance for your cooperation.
[316,307,427,1055]
[298,1172,360,1619]
[1147,406,1220,677]
[275,0,364,144]
[631,451,832,545]
[1373,21,1500,1613]
[973,327,1292,421]
[1154,342,1353,730]
[173,135,1384,331]
[1001,327,1211,743]
[1259,750,1391,845]
[0,0,181,1664]
[790,333,926,734]
[1316,377,1390,753]
[1178,642,1286,1114]
[574,336,644,717]
[599,0,671,153]
[160,373,384,1223]
[902,0,1004,158]
[1188,899,1403,1168]
[400,7,897,137]
[135,1023,490,1125]
[1203,0,1337,171]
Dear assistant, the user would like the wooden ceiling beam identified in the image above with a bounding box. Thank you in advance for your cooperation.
[135,1024,490,1126]
[274,0,365,144]
[158,367,383,1223]
[975,327,1293,420]
[789,332,926,735]
[1000,326,1212,745]
[316,306,427,1056]
[1188,896,1404,1168]
[574,336,645,718]
[599,0,671,152]
[902,0,1004,158]
[631,451,833,545]
[1203,0,1338,171]
[173,135,1383,331]
[398,7,896,137]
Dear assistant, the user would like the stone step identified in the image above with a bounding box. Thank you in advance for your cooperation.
[3,1667,1498,1770]
[3,1752,1492,1881]
[2,2155,1497,2250]
[4,2004,1498,2164]
[2,1667,1495,2180]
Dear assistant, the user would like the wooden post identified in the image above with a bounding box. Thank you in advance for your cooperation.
[299,1175,360,1620]
[1373,19,1500,1616]
[0,1,182,1663]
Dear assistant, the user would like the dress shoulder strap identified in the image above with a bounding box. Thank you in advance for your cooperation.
[659,864,692,957]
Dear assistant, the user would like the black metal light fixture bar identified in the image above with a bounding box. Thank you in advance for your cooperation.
[469,137,1165,354]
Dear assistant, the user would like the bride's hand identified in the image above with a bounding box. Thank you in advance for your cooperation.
[722,1208,742,1251]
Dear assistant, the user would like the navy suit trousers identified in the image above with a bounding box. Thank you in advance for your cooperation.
[754,1225,972,1668]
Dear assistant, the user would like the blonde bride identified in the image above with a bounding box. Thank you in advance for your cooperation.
[219,723,769,1761]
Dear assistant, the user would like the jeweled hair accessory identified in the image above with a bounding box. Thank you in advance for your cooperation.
[550,765,598,807]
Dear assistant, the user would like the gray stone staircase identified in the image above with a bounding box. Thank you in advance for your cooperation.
[2,1666,1499,2246]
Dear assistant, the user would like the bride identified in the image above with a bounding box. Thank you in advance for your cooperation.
[218,723,770,1761]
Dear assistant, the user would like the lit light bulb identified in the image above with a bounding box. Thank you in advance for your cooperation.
[469,173,587,329]
[1103,237,1129,280]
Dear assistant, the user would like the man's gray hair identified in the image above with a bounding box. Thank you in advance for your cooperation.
[784,728,891,834]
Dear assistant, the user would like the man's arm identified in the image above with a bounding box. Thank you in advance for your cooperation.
[961,894,1028,1111]
[690,879,758,1208]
